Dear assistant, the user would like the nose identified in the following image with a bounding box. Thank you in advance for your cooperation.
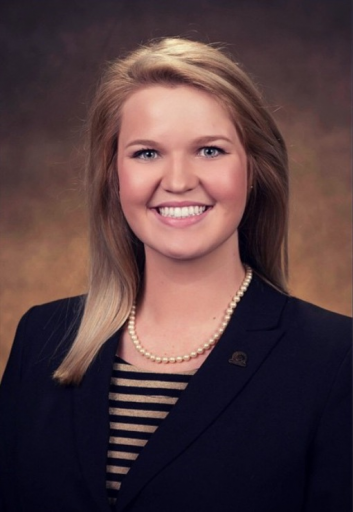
[160,155,199,193]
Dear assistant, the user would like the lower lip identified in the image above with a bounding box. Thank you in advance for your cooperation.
[151,208,211,227]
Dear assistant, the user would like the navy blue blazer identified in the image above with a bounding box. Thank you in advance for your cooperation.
[0,276,351,512]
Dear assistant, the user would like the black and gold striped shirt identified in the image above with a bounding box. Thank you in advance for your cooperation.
[106,356,196,507]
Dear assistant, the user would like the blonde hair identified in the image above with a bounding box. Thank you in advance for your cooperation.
[54,37,289,385]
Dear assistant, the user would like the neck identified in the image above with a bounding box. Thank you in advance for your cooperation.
[139,245,245,323]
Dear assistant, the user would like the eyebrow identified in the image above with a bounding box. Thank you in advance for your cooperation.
[193,135,233,145]
[125,139,159,149]
[125,135,233,149]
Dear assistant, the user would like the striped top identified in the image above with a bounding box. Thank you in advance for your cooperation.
[106,356,196,507]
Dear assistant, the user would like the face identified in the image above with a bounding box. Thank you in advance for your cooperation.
[117,85,248,264]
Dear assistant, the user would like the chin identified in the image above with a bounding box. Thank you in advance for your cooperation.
[150,244,222,263]
[161,251,201,262]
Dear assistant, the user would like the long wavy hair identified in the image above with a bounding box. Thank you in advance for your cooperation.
[54,37,289,385]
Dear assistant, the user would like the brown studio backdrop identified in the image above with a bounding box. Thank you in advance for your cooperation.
[0,0,351,379]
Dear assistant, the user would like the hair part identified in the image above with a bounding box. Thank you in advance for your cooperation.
[53,37,289,385]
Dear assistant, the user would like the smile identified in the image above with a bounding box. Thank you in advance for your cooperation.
[157,205,208,219]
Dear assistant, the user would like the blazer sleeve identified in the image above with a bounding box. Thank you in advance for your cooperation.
[302,344,352,512]
[0,309,33,510]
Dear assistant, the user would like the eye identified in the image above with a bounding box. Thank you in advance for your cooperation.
[199,146,225,158]
[132,148,158,160]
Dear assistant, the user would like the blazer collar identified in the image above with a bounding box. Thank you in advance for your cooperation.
[116,275,288,511]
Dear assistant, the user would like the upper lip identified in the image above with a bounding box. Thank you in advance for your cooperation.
[151,201,212,208]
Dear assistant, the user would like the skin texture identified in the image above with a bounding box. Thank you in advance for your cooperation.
[116,85,249,371]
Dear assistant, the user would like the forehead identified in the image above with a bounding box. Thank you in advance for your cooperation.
[119,85,236,135]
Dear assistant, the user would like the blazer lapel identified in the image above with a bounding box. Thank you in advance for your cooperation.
[73,332,119,512]
[116,276,288,512]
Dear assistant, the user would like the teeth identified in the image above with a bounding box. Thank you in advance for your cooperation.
[158,205,207,218]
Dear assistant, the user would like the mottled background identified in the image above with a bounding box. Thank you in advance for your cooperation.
[0,0,351,378]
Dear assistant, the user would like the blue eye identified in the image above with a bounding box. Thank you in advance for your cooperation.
[199,146,225,158]
[133,149,158,160]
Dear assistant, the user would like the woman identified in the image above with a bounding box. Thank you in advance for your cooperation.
[0,38,351,512]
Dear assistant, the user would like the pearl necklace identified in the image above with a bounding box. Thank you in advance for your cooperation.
[127,266,253,364]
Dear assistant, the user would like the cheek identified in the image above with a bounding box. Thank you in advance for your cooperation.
[118,162,150,208]
[209,167,248,205]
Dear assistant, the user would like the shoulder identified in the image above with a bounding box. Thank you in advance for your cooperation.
[21,295,84,329]
[250,274,351,335]
[18,295,85,350]
[249,275,351,362]
[5,296,85,380]
[278,293,351,377]
[284,294,351,346]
